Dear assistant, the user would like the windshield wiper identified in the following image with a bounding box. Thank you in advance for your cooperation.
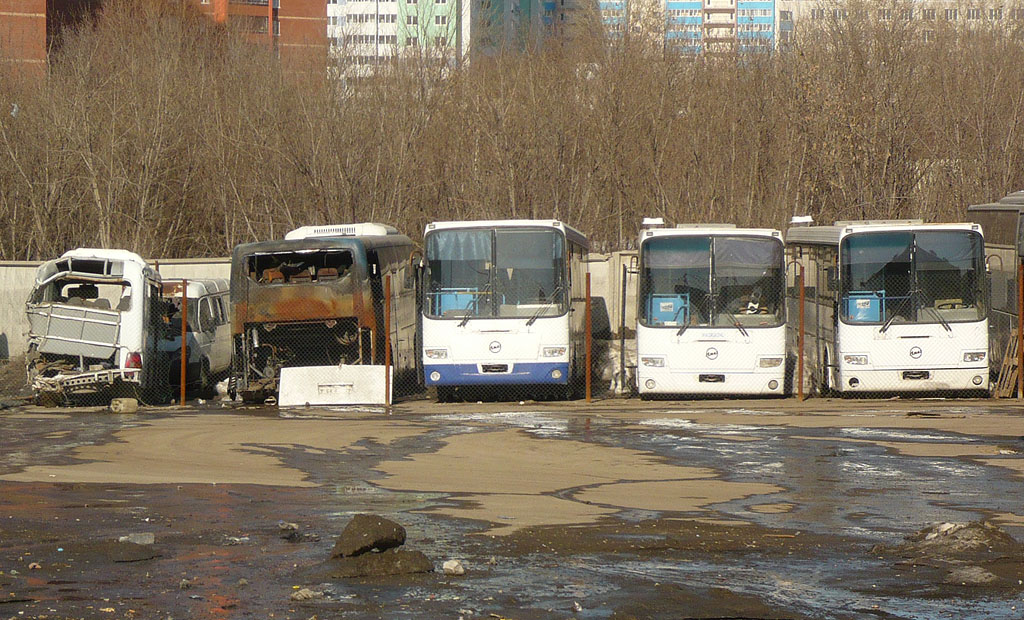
[457,294,482,327]
[922,305,952,333]
[879,291,916,334]
[525,286,563,327]
[733,321,749,338]
[672,306,689,336]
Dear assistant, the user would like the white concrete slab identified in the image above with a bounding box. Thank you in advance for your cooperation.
[278,364,388,407]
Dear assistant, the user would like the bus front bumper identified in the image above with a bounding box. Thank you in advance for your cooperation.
[836,367,989,393]
[637,369,785,396]
[424,362,570,386]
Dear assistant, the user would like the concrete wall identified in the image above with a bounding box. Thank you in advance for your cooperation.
[0,253,634,360]
[0,258,230,361]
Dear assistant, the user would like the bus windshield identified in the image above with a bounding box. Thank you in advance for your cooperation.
[639,235,784,328]
[425,228,567,320]
[839,230,985,326]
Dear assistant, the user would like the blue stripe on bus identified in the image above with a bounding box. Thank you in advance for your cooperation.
[424,362,569,385]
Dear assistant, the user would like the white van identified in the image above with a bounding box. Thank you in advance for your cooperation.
[26,249,170,404]
[160,279,231,394]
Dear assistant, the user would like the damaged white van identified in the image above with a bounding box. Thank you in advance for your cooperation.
[25,249,171,405]
[159,278,231,395]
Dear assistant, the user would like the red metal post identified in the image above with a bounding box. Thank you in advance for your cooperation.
[585,273,592,403]
[798,265,805,401]
[1018,260,1023,400]
[268,0,274,42]
[180,279,188,406]
[385,275,392,406]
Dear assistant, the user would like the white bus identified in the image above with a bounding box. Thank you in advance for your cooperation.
[636,224,787,397]
[421,220,589,401]
[787,220,988,396]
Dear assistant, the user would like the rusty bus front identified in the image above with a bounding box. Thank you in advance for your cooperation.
[229,235,391,403]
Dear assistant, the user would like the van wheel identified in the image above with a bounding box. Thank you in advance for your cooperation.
[199,359,215,400]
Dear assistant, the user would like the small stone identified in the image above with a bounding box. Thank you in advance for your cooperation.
[290,588,324,601]
[119,533,155,545]
[443,559,465,576]
[237,578,249,588]
[279,521,301,542]
[179,578,192,590]
[28,562,41,570]
[110,398,139,414]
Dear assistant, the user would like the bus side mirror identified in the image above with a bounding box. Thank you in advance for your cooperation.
[825,267,838,290]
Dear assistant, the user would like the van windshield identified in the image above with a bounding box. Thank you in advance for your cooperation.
[30,277,132,312]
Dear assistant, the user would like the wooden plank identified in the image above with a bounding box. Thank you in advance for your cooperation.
[996,329,1019,398]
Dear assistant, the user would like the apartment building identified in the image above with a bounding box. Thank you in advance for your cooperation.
[601,0,780,53]
[785,0,1024,40]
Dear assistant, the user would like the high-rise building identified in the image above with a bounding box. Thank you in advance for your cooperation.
[601,0,781,53]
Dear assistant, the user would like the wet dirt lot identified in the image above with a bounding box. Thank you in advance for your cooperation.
[2,397,1024,619]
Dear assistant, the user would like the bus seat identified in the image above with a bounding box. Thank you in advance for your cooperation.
[262,268,285,283]
[290,270,313,283]
[317,267,339,281]
[91,298,111,309]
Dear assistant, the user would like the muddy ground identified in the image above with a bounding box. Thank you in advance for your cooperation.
[2,397,1024,619]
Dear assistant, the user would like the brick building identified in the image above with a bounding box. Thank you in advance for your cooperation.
[0,0,327,70]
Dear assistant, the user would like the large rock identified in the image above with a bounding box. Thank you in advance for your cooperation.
[331,514,406,558]
[318,549,434,578]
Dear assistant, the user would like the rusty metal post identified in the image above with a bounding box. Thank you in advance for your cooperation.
[798,264,805,401]
[1018,260,1023,400]
[385,275,393,407]
[619,263,627,394]
[180,279,188,407]
[585,273,592,403]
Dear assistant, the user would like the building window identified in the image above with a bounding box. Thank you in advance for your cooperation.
[899,9,912,20]
[991,8,1003,20]
[922,30,934,42]
[966,8,981,20]
[435,15,447,24]
[878,8,891,20]
[407,36,418,45]
[921,8,935,20]
[945,8,958,21]
[407,15,417,24]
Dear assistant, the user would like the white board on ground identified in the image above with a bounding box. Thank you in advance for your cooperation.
[278,365,388,407]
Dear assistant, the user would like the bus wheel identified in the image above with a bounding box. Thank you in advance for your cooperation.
[437,386,455,403]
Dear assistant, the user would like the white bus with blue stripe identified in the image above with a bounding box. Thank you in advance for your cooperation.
[636,224,787,397]
[421,220,589,401]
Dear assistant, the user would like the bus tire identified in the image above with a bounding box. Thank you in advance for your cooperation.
[437,386,455,403]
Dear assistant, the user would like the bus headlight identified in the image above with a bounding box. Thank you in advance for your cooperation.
[843,354,869,365]
[759,357,784,368]
[542,346,567,357]
[641,356,666,367]
[425,348,448,359]
[963,351,986,363]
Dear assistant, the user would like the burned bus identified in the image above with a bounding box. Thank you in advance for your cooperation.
[228,223,420,404]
